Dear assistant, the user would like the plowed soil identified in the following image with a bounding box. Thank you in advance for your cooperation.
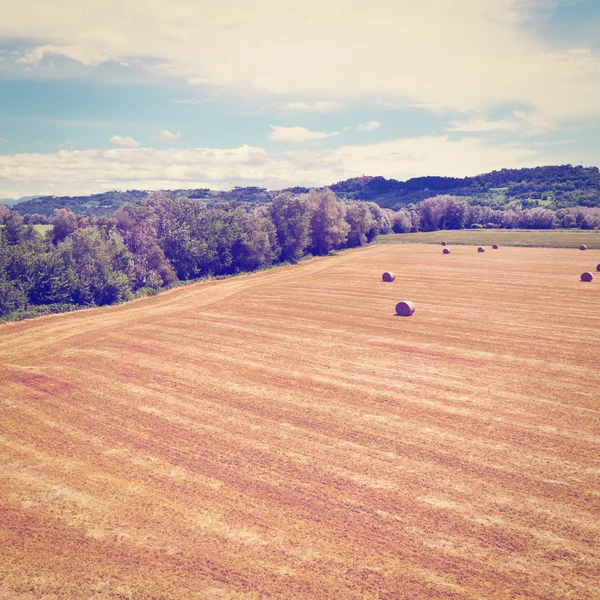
[1,244,599,599]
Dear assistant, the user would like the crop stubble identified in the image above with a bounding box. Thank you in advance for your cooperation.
[0,244,599,599]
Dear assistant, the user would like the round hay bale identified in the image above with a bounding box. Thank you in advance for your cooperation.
[477,246,485,253]
[395,300,415,317]
[492,244,499,249]
[581,272,593,282]
[441,241,447,246]
[442,248,450,254]
[580,245,587,251]
[382,271,395,282]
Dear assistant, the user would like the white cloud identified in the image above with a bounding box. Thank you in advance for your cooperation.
[447,111,554,135]
[1,136,573,198]
[3,0,600,126]
[16,44,117,66]
[446,118,521,133]
[188,77,211,86]
[109,135,140,148]
[16,46,47,64]
[0,137,8,142]
[268,125,339,143]
[151,129,181,142]
[286,101,343,112]
[172,98,210,104]
[306,136,542,179]
[356,121,380,132]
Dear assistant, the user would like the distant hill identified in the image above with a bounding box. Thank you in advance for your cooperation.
[10,186,311,217]
[330,165,600,209]
[10,165,600,216]
[2,195,44,206]
[13,190,150,217]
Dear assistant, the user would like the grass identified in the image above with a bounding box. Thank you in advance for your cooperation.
[0,303,84,324]
[377,228,600,248]
[0,223,52,235]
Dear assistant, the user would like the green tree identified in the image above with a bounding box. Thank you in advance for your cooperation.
[26,249,79,305]
[0,202,10,222]
[365,202,391,238]
[148,194,238,279]
[231,207,278,271]
[269,192,312,262]
[114,203,177,289]
[392,210,412,233]
[3,211,26,245]
[307,188,349,255]
[345,201,377,247]
[0,230,27,317]
[52,208,79,244]
[419,195,468,231]
[58,228,133,305]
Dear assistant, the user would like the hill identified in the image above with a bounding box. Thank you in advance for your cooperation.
[9,187,299,217]
[10,164,600,217]
[12,189,150,218]
[330,165,600,209]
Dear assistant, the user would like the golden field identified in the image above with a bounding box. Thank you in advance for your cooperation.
[1,243,599,599]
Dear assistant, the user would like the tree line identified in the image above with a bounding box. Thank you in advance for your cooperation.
[391,195,600,233]
[0,189,390,321]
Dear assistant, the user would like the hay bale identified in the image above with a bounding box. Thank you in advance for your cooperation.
[580,245,587,251]
[443,248,450,254]
[581,272,593,282]
[492,244,499,249]
[395,300,415,316]
[441,241,447,246]
[477,247,485,253]
[382,272,395,282]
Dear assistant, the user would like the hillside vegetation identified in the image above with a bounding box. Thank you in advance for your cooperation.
[11,186,296,218]
[10,165,600,218]
[331,165,600,209]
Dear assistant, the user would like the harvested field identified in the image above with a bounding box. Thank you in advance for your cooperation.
[378,229,600,248]
[1,244,599,599]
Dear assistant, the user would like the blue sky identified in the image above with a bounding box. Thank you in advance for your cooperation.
[0,0,599,198]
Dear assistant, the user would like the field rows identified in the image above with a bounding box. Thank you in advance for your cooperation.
[1,244,599,598]
[378,229,600,248]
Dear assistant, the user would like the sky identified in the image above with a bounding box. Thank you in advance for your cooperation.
[0,0,599,198]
